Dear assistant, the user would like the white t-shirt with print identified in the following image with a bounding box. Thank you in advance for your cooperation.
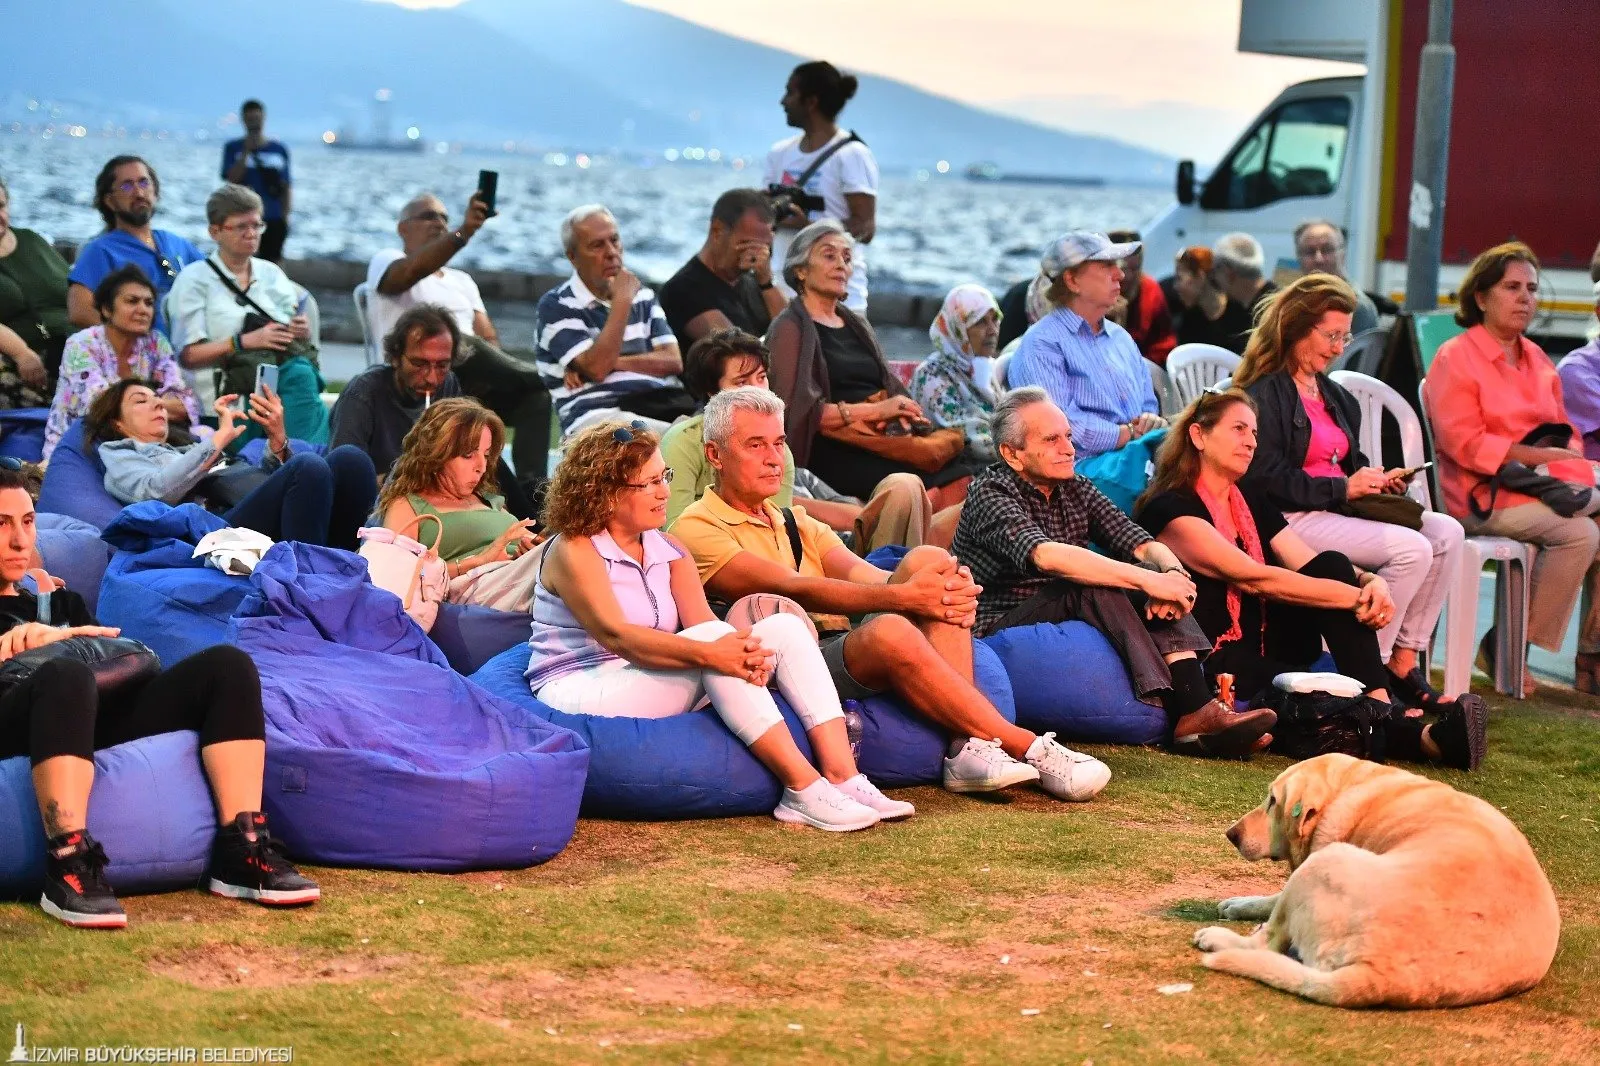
[763,130,879,311]
[365,248,486,348]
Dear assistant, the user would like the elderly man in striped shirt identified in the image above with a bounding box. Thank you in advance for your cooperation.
[535,204,697,435]
[1008,232,1167,463]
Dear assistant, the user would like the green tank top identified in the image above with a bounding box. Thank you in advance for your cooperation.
[406,493,517,563]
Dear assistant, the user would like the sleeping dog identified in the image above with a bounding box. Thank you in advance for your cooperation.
[1193,753,1560,1008]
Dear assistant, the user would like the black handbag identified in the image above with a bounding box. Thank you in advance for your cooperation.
[1249,686,1391,763]
[1341,492,1425,529]
[1469,423,1598,520]
[195,460,273,511]
[0,593,161,699]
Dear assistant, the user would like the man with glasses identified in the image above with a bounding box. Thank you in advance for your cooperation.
[1293,220,1379,335]
[369,192,552,484]
[66,156,202,336]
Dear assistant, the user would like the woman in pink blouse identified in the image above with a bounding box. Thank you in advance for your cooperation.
[1237,274,1465,711]
[1424,242,1600,692]
[43,263,199,460]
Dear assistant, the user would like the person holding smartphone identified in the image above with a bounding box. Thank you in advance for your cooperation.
[1235,273,1465,713]
[169,184,327,446]
[89,378,375,549]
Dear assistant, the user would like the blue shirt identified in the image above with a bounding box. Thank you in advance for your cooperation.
[220,139,292,220]
[535,273,678,431]
[1008,306,1158,459]
[66,228,203,338]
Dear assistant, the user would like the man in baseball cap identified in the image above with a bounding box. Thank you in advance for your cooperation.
[1007,231,1167,466]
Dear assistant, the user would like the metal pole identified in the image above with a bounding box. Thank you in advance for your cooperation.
[1403,0,1456,312]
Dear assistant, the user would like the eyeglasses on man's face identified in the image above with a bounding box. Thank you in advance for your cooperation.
[221,220,267,234]
[404,210,449,225]
[401,355,452,375]
[115,177,154,195]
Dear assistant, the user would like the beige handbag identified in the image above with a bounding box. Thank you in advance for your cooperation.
[356,514,448,632]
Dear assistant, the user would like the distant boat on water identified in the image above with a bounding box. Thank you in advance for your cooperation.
[965,162,1104,188]
[323,88,425,152]
[325,135,424,153]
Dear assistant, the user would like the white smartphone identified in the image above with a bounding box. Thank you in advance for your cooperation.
[1394,461,1434,480]
[255,363,279,396]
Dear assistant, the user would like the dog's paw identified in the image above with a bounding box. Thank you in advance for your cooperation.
[1193,926,1235,953]
[1218,895,1274,921]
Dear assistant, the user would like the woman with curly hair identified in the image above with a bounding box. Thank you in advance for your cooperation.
[526,418,908,831]
[379,398,542,612]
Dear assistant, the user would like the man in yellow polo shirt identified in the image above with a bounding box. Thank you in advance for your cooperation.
[672,386,1111,802]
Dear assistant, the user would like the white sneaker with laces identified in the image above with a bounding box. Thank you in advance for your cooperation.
[1025,732,1111,802]
[773,779,881,831]
[943,737,1041,793]
[834,774,916,820]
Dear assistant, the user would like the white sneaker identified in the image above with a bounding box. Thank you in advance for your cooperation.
[834,774,916,821]
[1025,732,1111,802]
[943,737,1041,793]
[773,780,880,832]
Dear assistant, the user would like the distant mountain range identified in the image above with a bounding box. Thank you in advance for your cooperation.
[4,0,1173,180]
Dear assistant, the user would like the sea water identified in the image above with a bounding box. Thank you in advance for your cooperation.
[0,137,1171,294]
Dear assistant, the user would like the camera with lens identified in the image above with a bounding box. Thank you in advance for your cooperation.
[766,184,825,222]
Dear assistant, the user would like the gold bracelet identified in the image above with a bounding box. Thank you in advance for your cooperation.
[839,402,852,425]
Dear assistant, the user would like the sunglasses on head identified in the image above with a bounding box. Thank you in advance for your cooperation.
[0,457,23,471]
[612,420,649,443]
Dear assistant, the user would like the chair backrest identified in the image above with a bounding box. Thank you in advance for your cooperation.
[1148,361,1178,416]
[1415,376,1448,512]
[1330,370,1432,508]
[990,350,1015,397]
[1167,344,1241,407]
[1329,327,1388,376]
[296,286,322,348]
[352,283,377,365]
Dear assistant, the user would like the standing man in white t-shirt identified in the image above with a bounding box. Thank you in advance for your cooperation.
[366,192,552,482]
[764,61,879,313]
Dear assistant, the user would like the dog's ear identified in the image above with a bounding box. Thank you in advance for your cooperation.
[1290,799,1321,844]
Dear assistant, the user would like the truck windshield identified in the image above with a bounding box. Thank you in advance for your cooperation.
[1202,97,1352,211]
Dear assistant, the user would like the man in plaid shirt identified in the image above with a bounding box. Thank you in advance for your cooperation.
[952,387,1276,757]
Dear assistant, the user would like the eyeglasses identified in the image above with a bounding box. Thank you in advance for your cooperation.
[404,210,449,225]
[221,220,267,234]
[156,256,177,280]
[1311,326,1355,349]
[401,355,453,374]
[612,420,649,443]
[115,177,153,194]
[625,468,675,491]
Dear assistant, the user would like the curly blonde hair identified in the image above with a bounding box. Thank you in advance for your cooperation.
[1232,272,1359,389]
[541,420,659,537]
[377,398,505,516]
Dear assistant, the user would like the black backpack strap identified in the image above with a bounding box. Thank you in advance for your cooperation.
[790,131,864,190]
[781,508,804,571]
[204,257,284,326]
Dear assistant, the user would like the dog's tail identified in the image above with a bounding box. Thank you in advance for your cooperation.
[1201,949,1384,1008]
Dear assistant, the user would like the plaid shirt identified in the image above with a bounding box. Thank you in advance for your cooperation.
[953,463,1153,635]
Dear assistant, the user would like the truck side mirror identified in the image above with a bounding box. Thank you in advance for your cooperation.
[1176,160,1196,205]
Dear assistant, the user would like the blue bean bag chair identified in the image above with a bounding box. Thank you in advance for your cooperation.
[471,638,1016,818]
[230,542,588,871]
[982,621,1168,746]
[0,407,48,463]
[98,502,246,666]
[37,419,125,530]
[35,513,115,614]
[0,730,216,898]
[430,603,533,676]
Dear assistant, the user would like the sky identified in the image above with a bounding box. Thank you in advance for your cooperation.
[383,0,1361,159]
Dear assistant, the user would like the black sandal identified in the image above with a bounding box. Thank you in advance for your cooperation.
[1385,664,1446,712]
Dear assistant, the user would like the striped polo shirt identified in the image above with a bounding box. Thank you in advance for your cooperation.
[534,273,679,430]
[1008,306,1159,459]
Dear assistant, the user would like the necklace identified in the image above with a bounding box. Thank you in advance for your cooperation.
[1293,373,1319,400]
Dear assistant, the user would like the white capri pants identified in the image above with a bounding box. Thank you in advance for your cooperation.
[1285,508,1465,659]
[534,614,844,746]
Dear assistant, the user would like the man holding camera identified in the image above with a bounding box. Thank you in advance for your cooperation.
[367,192,552,484]
[222,100,292,263]
[659,189,788,351]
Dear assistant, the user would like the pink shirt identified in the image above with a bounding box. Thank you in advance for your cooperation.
[1424,325,1588,517]
[1300,390,1350,479]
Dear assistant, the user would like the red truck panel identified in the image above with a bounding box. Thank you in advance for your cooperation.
[1380,0,1600,269]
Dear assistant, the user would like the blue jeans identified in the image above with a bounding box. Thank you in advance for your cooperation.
[225,446,376,549]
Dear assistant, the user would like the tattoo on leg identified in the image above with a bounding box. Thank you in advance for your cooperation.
[42,800,77,839]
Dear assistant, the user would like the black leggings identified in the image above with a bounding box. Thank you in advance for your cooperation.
[1204,551,1427,762]
[0,645,265,767]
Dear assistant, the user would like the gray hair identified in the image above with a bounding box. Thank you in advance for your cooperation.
[1213,232,1265,279]
[561,203,617,255]
[782,218,853,291]
[990,386,1051,451]
[1293,219,1345,251]
[206,183,264,226]
[704,385,785,449]
[399,192,444,223]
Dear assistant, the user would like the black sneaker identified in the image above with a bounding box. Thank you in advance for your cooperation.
[1429,694,1489,771]
[41,831,127,930]
[207,812,321,906]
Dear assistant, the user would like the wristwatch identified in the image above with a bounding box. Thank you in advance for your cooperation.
[449,230,467,249]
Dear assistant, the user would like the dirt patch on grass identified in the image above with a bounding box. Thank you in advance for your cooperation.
[149,944,412,989]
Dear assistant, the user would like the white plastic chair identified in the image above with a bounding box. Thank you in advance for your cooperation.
[1399,373,1538,699]
[352,282,378,366]
[990,349,1015,398]
[1148,361,1179,416]
[1167,344,1241,408]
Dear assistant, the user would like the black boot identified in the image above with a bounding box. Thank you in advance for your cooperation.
[41,831,126,929]
[206,812,320,906]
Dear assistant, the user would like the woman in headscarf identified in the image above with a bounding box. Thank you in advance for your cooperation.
[908,284,1002,466]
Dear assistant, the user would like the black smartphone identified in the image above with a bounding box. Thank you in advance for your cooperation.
[477,169,499,217]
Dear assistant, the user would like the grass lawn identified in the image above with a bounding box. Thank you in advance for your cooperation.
[3,684,1598,1065]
